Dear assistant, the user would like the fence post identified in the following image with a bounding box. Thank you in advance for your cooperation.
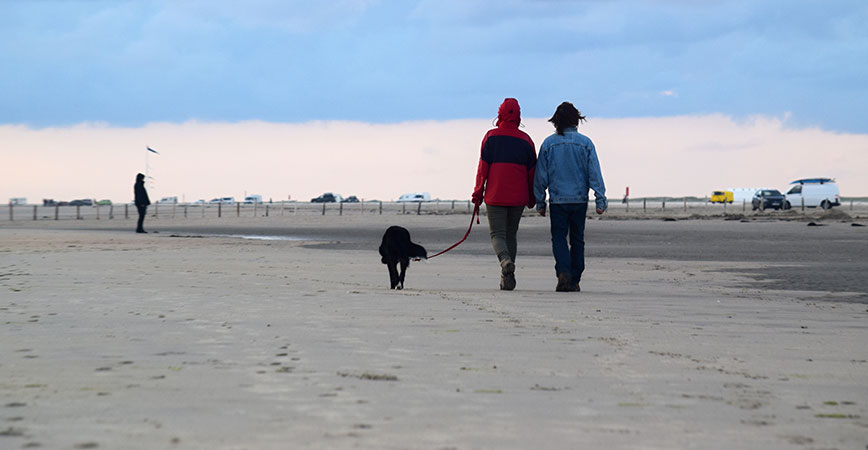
[33,205,37,221]
[125,204,128,220]
[96,205,100,220]
[266,205,269,217]
[184,205,188,218]
[643,198,646,212]
[801,197,805,211]
[236,203,240,217]
[452,200,455,210]
[8,203,12,221]
[322,203,326,215]
[218,203,222,218]
[339,202,343,216]
[662,199,666,210]
[417,201,422,215]
[56,204,60,220]
[402,202,406,214]
[109,205,114,219]
[379,201,383,215]
[76,205,81,220]
[683,198,687,212]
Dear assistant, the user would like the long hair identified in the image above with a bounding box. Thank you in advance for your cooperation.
[548,102,586,135]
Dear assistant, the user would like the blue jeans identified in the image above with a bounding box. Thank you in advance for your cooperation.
[549,203,588,281]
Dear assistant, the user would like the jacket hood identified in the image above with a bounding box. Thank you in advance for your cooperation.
[496,98,521,127]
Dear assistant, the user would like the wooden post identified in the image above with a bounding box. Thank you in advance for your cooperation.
[109,205,114,220]
[643,198,646,212]
[124,204,128,220]
[339,202,343,216]
[379,201,383,215]
[76,205,81,220]
[452,200,455,210]
[801,197,805,211]
[266,205,269,217]
[402,202,406,214]
[322,203,326,215]
[218,203,222,218]
[417,201,422,215]
[33,205,37,221]
[184,205,187,218]
[236,203,240,217]
[662,199,666,210]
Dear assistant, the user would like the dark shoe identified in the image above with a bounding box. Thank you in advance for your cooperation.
[556,273,573,292]
[573,282,581,292]
[136,230,147,234]
[500,274,516,291]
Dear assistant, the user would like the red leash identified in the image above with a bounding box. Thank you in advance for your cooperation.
[426,204,480,259]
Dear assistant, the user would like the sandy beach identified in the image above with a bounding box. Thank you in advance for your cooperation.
[1,213,867,449]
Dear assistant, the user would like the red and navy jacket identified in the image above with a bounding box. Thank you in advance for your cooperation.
[472,98,537,208]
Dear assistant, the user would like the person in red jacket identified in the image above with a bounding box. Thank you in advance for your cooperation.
[472,98,537,290]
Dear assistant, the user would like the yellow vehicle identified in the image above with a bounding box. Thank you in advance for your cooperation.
[710,190,733,203]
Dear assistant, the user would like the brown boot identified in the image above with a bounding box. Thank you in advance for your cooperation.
[500,259,516,291]
[556,273,573,292]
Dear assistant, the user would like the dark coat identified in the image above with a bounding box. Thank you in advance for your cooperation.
[134,180,151,207]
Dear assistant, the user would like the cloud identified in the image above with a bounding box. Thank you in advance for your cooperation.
[2,114,867,206]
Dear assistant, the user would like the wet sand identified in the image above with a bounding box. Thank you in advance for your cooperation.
[1,215,867,449]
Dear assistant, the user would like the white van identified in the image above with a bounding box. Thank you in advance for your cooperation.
[157,196,178,204]
[243,194,263,204]
[397,192,431,202]
[783,178,840,210]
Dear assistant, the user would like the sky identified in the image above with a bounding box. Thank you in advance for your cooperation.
[2,0,867,202]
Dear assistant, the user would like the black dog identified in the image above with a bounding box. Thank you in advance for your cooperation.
[378,226,427,289]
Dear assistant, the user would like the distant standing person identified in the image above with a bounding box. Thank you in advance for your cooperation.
[533,102,607,292]
[134,173,150,234]
[472,98,537,290]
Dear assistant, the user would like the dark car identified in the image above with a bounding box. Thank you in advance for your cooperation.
[68,199,93,206]
[752,189,785,211]
[342,195,359,203]
[311,193,337,203]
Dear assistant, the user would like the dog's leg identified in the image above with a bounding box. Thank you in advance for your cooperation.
[398,258,409,290]
[387,260,399,289]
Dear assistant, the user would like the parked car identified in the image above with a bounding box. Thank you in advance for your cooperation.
[710,190,733,204]
[208,198,222,204]
[311,193,340,203]
[220,197,235,204]
[9,197,27,206]
[68,199,93,206]
[397,192,431,202]
[784,178,840,210]
[96,199,112,206]
[243,194,263,204]
[752,189,785,210]
[192,199,206,205]
[157,196,178,204]
[342,195,360,203]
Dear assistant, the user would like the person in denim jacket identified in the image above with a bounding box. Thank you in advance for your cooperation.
[533,102,607,292]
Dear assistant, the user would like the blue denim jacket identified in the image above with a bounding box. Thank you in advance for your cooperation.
[533,128,607,211]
